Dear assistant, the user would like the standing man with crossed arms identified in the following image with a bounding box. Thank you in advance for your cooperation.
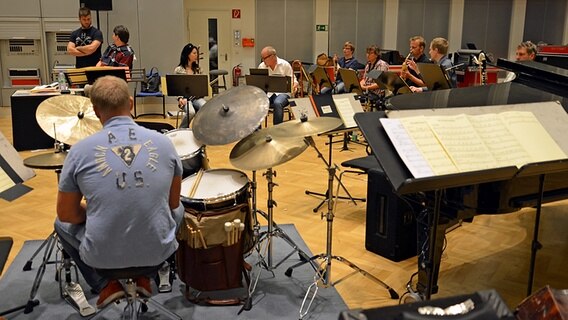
[67,7,103,68]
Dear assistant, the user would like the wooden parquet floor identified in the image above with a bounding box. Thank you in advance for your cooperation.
[0,105,566,312]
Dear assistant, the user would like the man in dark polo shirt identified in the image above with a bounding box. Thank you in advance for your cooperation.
[67,7,103,68]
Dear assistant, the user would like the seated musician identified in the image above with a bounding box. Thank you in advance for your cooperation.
[410,37,457,92]
[258,46,298,125]
[174,43,207,128]
[96,25,135,69]
[516,40,537,61]
[401,36,431,88]
[54,75,184,309]
[359,45,389,109]
[321,41,365,94]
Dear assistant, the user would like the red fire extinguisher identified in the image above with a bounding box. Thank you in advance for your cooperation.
[232,64,242,86]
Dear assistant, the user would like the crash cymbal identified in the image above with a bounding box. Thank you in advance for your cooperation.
[23,151,67,170]
[230,128,308,171]
[192,85,269,145]
[36,95,101,145]
[268,116,343,138]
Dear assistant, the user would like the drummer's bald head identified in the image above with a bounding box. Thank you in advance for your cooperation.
[90,76,131,114]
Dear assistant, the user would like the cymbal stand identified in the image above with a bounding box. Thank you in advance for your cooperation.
[286,137,399,319]
[249,168,319,296]
[305,133,365,212]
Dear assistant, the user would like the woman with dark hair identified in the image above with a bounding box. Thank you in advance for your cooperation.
[174,43,207,128]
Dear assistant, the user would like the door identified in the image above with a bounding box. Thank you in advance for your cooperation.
[187,10,232,85]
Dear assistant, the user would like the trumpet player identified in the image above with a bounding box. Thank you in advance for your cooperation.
[401,36,430,87]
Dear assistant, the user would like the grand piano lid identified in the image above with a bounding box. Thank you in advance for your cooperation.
[496,59,568,97]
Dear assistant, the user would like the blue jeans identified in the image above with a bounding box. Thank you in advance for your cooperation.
[269,94,290,125]
[180,98,206,128]
[54,205,184,292]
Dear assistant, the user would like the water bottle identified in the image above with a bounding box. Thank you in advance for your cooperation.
[58,71,69,93]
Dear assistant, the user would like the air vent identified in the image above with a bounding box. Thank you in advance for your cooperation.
[8,39,37,55]
[56,32,70,42]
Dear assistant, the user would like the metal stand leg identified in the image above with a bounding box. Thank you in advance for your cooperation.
[305,134,365,212]
[287,139,399,319]
[248,168,319,297]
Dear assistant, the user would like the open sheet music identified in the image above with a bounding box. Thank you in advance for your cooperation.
[381,111,567,178]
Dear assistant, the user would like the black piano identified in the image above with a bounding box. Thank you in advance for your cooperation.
[357,59,568,300]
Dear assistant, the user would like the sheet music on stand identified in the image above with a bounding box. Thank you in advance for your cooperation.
[290,93,363,130]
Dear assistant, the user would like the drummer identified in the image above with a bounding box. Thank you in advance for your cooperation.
[54,75,184,308]
[175,43,207,128]
[258,46,298,125]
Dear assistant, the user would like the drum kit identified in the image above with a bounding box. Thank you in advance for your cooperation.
[16,86,397,317]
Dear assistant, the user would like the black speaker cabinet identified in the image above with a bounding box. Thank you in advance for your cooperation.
[365,168,417,262]
[80,0,112,11]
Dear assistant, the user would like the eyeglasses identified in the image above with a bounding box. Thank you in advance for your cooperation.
[261,54,274,61]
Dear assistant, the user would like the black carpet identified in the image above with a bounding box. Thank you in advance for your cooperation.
[0,224,347,319]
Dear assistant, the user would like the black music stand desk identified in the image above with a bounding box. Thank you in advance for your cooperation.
[338,68,363,95]
[308,65,334,92]
[417,63,451,91]
[165,74,209,98]
[245,74,291,93]
[367,69,411,95]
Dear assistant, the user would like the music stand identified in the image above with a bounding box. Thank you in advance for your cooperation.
[417,63,451,91]
[85,68,127,85]
[165,74,209,98]
[367,69,412,95]
[338,68,363,95]
[249,68,269,76]
[245,74,291,93]
[308,65,334,92]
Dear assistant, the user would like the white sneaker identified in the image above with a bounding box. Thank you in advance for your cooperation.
[64,282,96,316]
[158,262,172,293]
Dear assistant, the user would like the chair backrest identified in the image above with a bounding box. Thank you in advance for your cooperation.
[0,236,13,275]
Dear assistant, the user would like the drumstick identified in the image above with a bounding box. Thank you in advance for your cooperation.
[238,222,245,243]
[224,222,233,246]
[188,169,205,198]
[233,219,241,244]
[190,230,196,248]
[197,230,207,249]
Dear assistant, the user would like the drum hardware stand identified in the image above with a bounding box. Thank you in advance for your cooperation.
[305,133,365,212]
[248,168,319,297]
[287,137,399,319]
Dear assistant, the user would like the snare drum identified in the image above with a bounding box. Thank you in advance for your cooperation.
[180,169,249,211]
[165,129,207,178]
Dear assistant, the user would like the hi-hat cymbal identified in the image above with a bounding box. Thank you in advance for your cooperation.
[268,116,343,138]
[192,85,269,145]
[23,151,67,170]
[230,128,308,171]
[36,95,101,145]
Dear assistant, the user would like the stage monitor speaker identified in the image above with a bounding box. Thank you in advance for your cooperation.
[80,0,112,11]
[516,285,568,320]
[365,168,417,262]
[339,289,515,320]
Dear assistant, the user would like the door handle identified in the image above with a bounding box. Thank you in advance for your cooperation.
[225,53,228,61]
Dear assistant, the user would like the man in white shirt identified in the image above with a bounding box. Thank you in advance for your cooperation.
[258,46,298,125]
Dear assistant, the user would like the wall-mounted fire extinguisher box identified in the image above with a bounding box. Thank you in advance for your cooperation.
[232,64,242,86]
[242,38,254,47]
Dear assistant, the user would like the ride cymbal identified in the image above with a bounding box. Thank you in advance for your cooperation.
[192,85,269,145]
[36,95,101,145]
[268,116,343,138]
[230,128,308,171]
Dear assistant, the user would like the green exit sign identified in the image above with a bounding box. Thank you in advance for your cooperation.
[316,25,328,31]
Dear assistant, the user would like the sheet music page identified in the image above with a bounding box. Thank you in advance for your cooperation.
[381,118,436,178]
[498,111,567,163]
[398,117,458,176]
[426,114,499,172]
[0,168,15,194]
[467,113,533,168]
[333,97,357,128]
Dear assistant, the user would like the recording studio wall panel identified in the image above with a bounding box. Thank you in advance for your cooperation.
[256,0,314,63]
[0,0,40,18]
[523,0,566,45]
[39,0,78,18]
[396,0,450,54]
[462,0,512,61]
[0,19,42,39]
[329,0,385,65]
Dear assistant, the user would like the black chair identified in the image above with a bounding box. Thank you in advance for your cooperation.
[92,266,181,320]
[335,155,380,201]
[0,236,13,275]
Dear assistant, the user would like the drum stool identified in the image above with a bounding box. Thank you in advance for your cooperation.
[210,69,228,94]
[335,155,379,200]
[91,266,181,320]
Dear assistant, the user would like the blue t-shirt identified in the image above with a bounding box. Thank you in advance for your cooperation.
[59,116,183,268]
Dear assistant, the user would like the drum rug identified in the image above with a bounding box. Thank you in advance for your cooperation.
[0,224,348,319]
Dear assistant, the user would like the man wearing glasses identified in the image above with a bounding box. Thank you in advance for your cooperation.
[258,46,298,125]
